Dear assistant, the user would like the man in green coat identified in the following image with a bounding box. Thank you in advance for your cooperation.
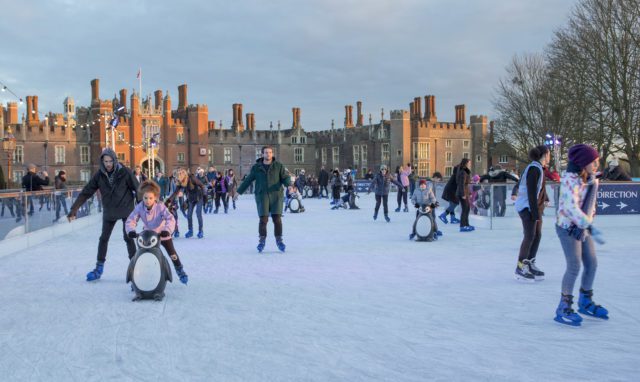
[237,146,292,252]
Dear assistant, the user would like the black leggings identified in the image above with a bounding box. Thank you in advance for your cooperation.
[160,239,183,268]
[460,198,471,227]
[215,192,228,210]
[259,214,283,237]
[397,188,408,208]
[98,218,137,262]
[374,194,389,216]
[518,209,542,262]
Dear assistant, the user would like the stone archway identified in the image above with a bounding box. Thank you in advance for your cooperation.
[140,156,164,178]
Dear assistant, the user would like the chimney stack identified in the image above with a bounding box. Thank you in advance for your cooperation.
[232,104,239,129]
[178,84,187,111]
[119,89,127,109]
[424,95,436,121]
[455,105,466,124]
[91,79,100,103]
[154,90,163,110]
[414,97,422,120]
[26,96,33,122]
[345,105,354,128]
[356,101,363,127]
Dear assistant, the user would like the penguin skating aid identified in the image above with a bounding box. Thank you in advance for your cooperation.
[126,230,173,301]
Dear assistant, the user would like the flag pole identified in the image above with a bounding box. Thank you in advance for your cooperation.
[138,67,142,108]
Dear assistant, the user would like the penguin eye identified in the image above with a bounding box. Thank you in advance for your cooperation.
[151,237,158,246]
[137,237,144,246]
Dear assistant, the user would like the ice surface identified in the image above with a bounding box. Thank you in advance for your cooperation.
[1,194,639,381]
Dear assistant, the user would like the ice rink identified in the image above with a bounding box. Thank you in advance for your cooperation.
[1,194,639,381]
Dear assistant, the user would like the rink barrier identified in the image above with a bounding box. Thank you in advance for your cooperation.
[0,188,102,259]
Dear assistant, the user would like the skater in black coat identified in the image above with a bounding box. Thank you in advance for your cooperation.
[68,148,140,281]
[318,167,329,198]
[439,165,460,224]
[456,158,473,231]
[480,165,519,217]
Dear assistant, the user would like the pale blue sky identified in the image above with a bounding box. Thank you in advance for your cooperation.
[0,0,576,130]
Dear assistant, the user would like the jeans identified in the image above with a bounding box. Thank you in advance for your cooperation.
[397,187,408,209]
[215,192,228,212]
[445,201,458,215]
[55,195,68,220]
[556,225,597,295]
[187,199,203,232]
[259,214,282,237]
[518,209,542,262]
[97,218,137,262]
[374,194,389,216]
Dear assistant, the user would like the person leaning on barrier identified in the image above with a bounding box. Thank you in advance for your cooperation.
[601,158,631,181]
[21,163,50,216]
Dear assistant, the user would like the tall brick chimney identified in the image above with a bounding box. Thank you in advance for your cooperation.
[119,89,127,109]
[356,101,363,127]
[26,96,33,122]
[91,79,100,103]
[414,97,422,120]
[154,90,163,110]
[424,95,436,121]
[345,105,354,128]
[232,104,239,129]
[455,105,466,124]
[178,84,187,111]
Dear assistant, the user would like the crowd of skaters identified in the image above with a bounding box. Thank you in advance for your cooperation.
[1,141,634,326]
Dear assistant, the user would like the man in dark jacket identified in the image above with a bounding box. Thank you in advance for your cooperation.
[22,163,50,216]
[295,169,307,197]
[54,170,69,222]
[318,166,329,198]
[237,146,291,252]
[68,148,140,281]
[480,165,519,217]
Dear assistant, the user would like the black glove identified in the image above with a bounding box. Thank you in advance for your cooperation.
[160,230,171,238]
[435,201,440,208]
[430,203,436,209]
[127,231,138,239]
[414,203,420,208]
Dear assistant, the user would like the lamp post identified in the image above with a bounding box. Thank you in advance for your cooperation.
[3,127,16,189]
[44,140,48,170]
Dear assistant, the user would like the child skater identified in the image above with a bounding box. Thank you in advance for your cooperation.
[126,180,189,284]
[409,179,443,240]
[554,144,607,326]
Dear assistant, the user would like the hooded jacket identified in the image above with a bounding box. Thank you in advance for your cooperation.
[69,148,140,220]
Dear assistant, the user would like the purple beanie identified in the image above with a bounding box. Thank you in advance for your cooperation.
[568,144,599,168]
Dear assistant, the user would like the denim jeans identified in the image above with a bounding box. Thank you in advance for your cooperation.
[445,201,458,215]
[187,199,203,232]
[556,225,597,295]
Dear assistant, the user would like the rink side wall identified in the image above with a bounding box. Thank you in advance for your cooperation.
[0,213,102,259]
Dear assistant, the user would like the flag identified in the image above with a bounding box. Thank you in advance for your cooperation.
[137,68,141,79]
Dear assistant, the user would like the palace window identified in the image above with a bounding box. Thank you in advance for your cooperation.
[353,145,360,163]
[80,170,91,183]
[291,136,297,144]
[224,148,232,164]
[476,154,482,163]
[13,170,24,183]
[332,147,340,166]
[446,139,452,148]
[256,147,262,160]
[499,155,508,163]
[361,145,367,162]
[177,152,185,162]
[382,144,390,162]
[176,132,185,143]
[14,145,24,163]
[80,146,90,164]
[446,152,452,162]
[55,146,66,164]
[321,147,327,165]
[418,162,430,177]
[118,132,125,142]
[463,152,469,159]
[117,152,126,162]
[463,140,470,148]
[294,147,304,164]
[445,166,453,177]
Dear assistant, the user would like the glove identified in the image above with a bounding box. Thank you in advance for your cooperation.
[67,211,77,222]
[127,231,138,239]
[435,201,440,208]
[430,203,436,209]
[567,225,587,241]
[414,203,420,208]
[588,226,605,245]
[160,230,171,238]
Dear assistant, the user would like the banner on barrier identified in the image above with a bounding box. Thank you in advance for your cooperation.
[596,183,640,215]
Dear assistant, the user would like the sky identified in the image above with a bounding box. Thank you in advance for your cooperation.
[0,0,577,131]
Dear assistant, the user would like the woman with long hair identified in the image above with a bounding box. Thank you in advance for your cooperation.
[168,168,205,238]
[455,158,473,232]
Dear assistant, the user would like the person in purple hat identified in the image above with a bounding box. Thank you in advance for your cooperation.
[554,143,608,326]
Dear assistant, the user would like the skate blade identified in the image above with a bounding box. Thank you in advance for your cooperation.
[514,274,535,283]
[554,316,582,326]
[534,276,545,281]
